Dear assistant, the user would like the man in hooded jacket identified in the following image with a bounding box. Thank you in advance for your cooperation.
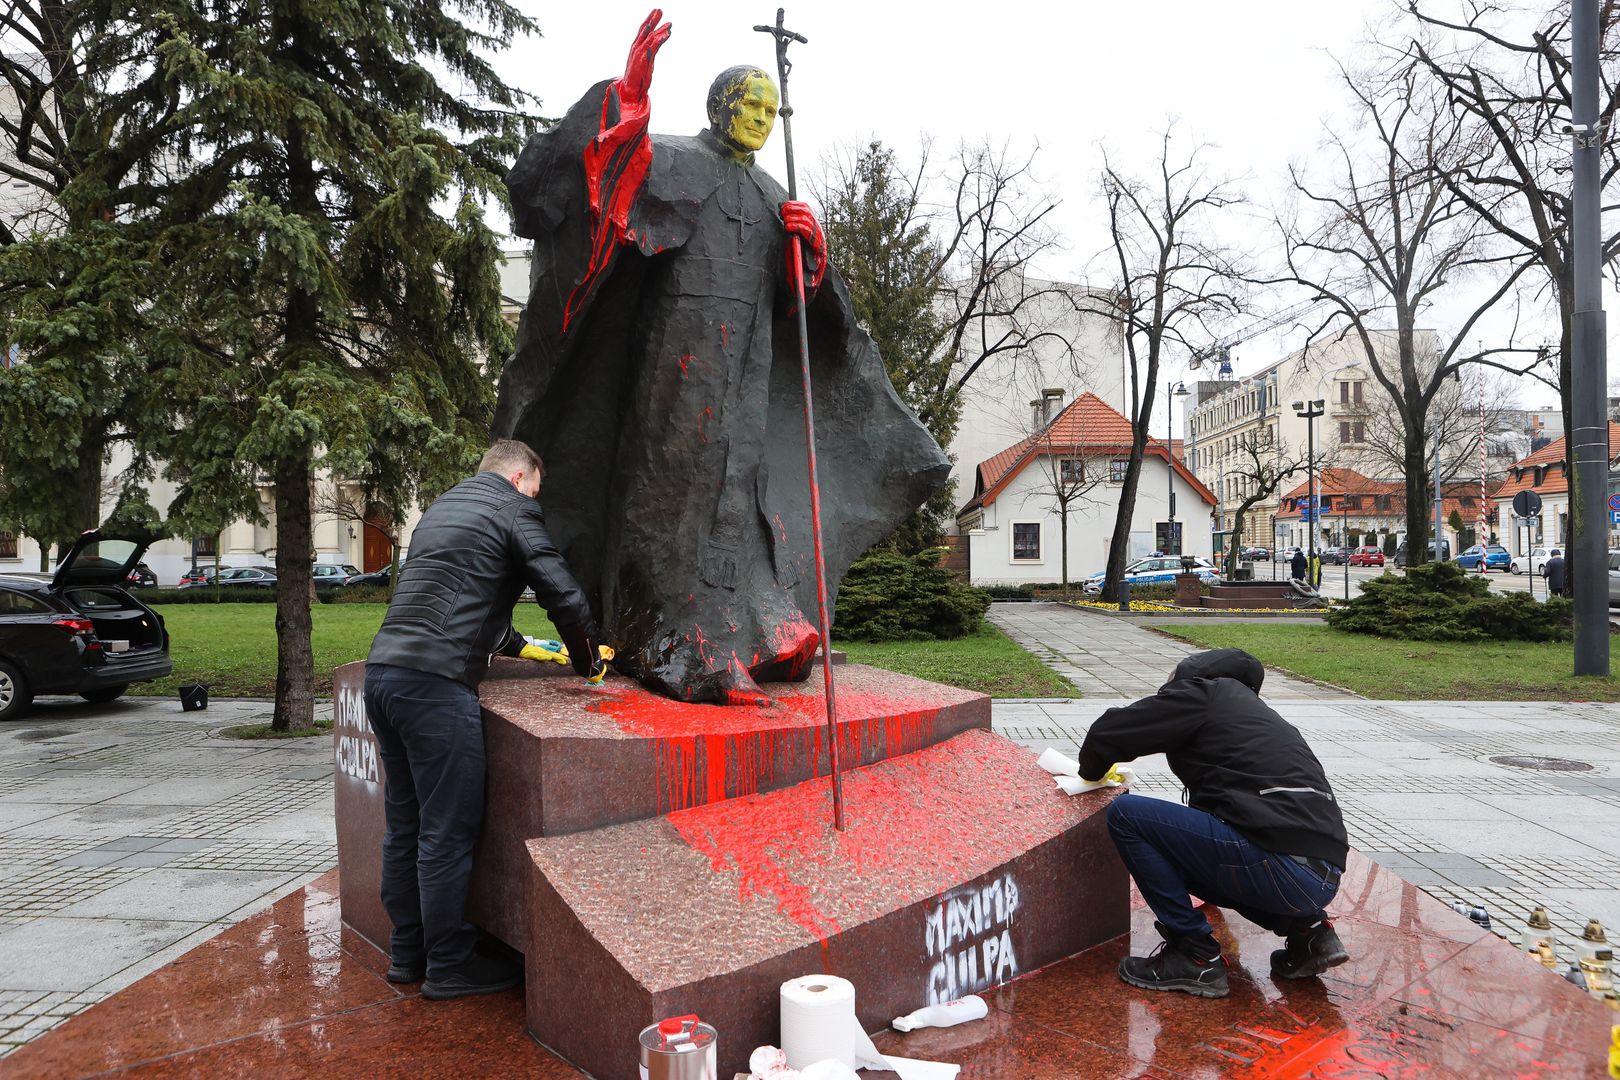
[1078,648,1349,998]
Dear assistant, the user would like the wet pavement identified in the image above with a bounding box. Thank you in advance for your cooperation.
[3,623,1619,1070]
[4,859,1612,1077]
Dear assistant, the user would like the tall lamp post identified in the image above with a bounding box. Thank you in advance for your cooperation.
[1168,381,1189,554]
[1294,399,1326,571]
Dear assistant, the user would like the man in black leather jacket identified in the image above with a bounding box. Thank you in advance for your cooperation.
[365,439,598,1000]
[1079,649,1350,999]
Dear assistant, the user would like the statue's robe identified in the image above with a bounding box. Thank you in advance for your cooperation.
[494,80,950,704]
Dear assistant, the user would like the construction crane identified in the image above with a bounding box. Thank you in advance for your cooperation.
[1188,299,1320,378]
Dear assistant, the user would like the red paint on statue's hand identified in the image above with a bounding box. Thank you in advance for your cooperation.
[563,11,669,331]
[780,201,827,303]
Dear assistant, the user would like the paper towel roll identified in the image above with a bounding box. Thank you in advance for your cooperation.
[780,975,858,1069]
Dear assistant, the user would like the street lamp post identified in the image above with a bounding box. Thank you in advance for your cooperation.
[1168,381,1189,554]
[1294,399,1326,577]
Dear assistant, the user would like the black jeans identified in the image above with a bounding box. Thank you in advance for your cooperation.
[1106,794,1340,944]
[364,663,486,979]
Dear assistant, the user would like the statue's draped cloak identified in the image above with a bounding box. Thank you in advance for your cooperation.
[494,80,950,703]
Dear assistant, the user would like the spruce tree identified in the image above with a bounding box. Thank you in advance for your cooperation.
[124,0,538,729]
[819,141,959,551]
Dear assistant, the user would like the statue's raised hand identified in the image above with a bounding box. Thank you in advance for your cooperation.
[620,9,671,108]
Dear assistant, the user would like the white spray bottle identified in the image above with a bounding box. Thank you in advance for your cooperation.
[890,994,989,1032]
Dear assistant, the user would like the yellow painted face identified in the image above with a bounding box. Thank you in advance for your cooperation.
[725,75,778,152]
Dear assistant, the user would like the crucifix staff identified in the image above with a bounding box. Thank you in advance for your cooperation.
[754,8,845,832]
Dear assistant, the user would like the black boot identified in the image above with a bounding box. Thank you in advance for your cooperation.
[1271,919,1349,979]
[385,958,425,984]
[1118,927,1229,999]
[422,952,524,1001]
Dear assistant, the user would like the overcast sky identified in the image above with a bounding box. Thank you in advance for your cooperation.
[491,2,1591,418]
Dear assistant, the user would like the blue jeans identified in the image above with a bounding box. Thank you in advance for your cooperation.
[364,663,486,979]
[1106,794,1340,943]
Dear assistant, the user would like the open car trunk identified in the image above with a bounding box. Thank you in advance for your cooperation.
[64,588,165,652]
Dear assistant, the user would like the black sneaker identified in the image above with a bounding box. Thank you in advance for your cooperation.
[1118,938,1230,998]
[385,959,425,984]
[1271,920,1349,979]
[422,953,524,1001]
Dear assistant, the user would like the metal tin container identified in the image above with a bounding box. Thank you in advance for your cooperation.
[638,1014,717,1080]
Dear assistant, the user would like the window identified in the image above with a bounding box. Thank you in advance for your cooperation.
[1339,421,1351,443]
[1011,522,1041,562]
[1109,459,1129,483]
[1353,422,1364,443]
[0,589,49,615]
[1059,459,1085,485]
[1461,495,1475,508]
[0,531,16,560]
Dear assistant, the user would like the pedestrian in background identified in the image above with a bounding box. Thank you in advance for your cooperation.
[1290,548,1307,582]
[1544,548,1566,596]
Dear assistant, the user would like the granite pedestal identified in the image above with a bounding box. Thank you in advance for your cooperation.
[334,659,1129,1079]
[333,657,987,953]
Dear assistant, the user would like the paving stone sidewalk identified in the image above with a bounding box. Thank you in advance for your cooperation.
[989,601,1357,698]
[0,697,335,1056]
[989,600,1620,975]
[5,614,1619,1058]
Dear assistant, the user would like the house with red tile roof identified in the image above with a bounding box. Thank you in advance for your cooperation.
[955,393,1216,584]
[1274,468,1502,554]
[1492,423,1620,557]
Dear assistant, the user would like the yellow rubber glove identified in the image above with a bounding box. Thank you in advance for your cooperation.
[519,642,569,666]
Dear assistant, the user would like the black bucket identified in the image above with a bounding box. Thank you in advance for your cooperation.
[179,683,209,712]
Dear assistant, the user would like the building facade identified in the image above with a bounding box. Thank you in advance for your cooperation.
[956,393,1216,585]
[1492,424,1620,557]
[1184,329,1440,554]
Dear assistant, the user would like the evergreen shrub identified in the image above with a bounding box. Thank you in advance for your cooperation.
[1325,560,1571,642]
[834,548,991,641]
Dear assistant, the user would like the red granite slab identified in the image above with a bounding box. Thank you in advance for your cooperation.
[333,659,990,954]
[10,855,1612,1078]
[522,729,1130,1080]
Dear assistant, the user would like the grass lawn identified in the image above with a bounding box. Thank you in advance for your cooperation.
[143,604,1073,700]
[144,603,561,698]
[1152,621,1620,701]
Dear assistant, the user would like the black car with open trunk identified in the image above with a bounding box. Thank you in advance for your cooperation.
[0,532,173,721]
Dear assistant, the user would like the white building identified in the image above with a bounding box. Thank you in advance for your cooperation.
[956,393,1215,585]
[943,278,1127,531]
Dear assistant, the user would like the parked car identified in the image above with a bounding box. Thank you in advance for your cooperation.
[215,566,277,588]
[312,563,362,589]
[1081,555,1221,594]
[178,565,232,588]
[1454,544,1512,572]
[1393,540,1452,568]
[1321,547,1349,565]
[1609,551,1620,605]
[0,532,172,721]
[125,562,158,589]
[1240,547,1270,561]
[1278,546,1302,564]
[1509,547,1553,576]
[345,565,392,589]
[1347,546,1385,567]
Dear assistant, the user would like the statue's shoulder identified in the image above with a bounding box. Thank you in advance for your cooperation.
[644,133,727,201]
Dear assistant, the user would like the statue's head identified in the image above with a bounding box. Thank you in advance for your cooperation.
[707,66,778,155]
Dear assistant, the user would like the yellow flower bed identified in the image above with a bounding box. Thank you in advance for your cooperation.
[1065,599,1327,615]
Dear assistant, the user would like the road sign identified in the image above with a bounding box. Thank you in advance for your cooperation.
[1609,493,1620,513]
[1611,510,1620,526]
[1512,490,1543,518]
